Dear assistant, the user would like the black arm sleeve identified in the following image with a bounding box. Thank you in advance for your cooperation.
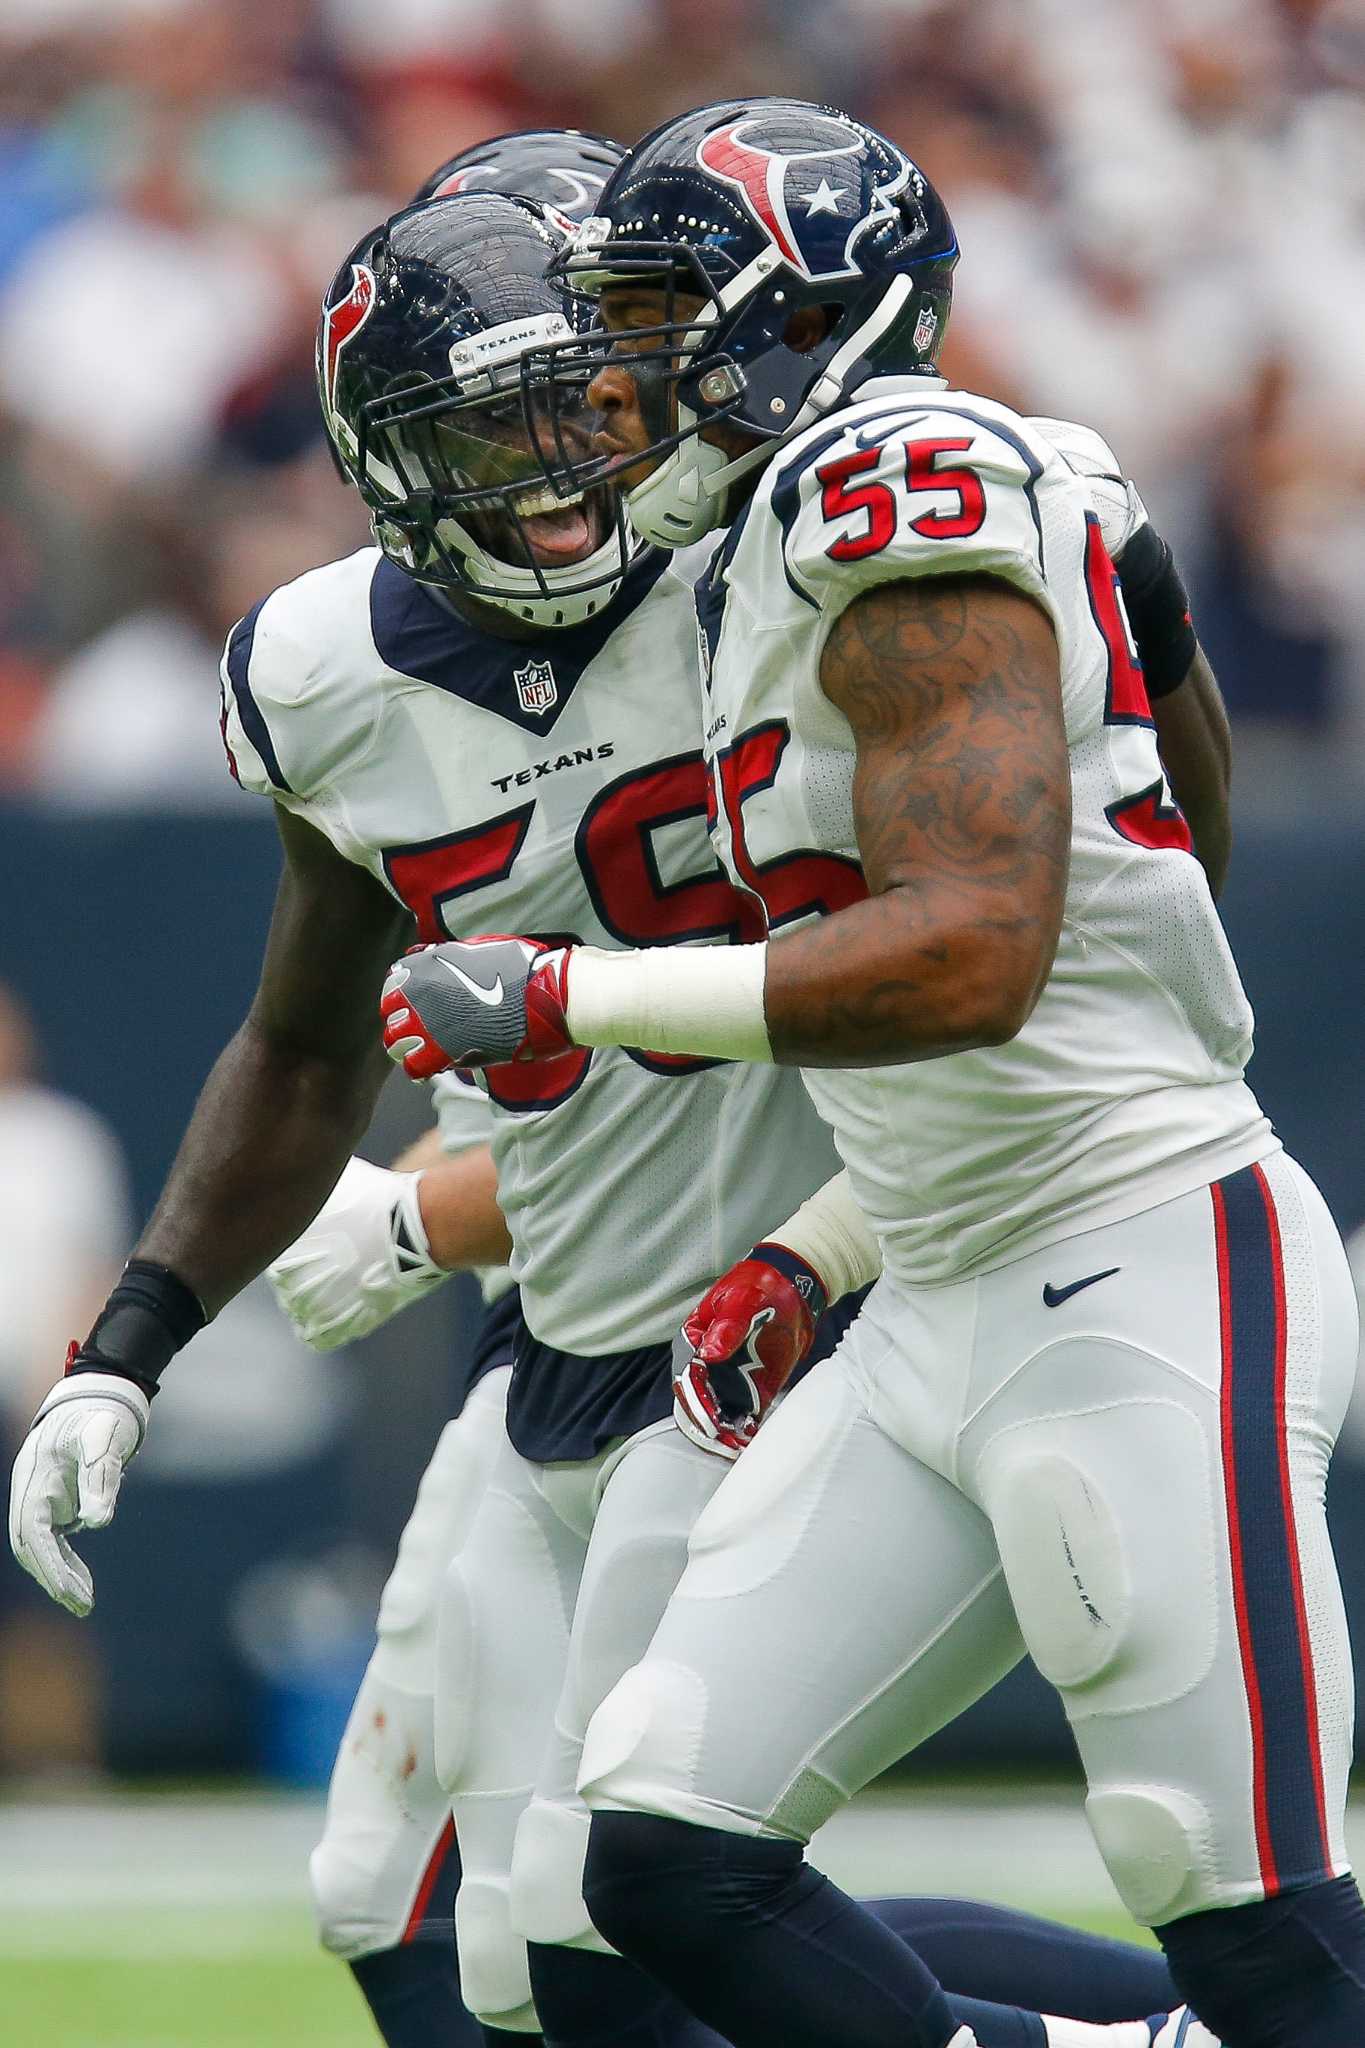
[1116,522,1197,699]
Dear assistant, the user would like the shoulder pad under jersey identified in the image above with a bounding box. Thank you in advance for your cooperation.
[1028,415,1149,561]
[768,397,1058,621]
[220,548,384,803]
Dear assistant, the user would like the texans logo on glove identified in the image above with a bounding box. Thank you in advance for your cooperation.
[381,936,574,1079]
[673,1246,828,1460]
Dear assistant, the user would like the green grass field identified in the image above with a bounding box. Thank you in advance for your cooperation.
[0,1784,1183,2048]
[1,1913,368,2048]
[0,1900,1162,2048]
[0,1902,1155,2048]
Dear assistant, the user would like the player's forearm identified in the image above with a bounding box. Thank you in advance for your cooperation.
[412,1146,512,1270]
[565,898,1054,1069]
[1151,646,1232,899]
[765,1169,881,1301]
[136,1016,390,1315]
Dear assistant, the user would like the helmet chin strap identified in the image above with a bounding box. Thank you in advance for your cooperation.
[377,511,629,628]
[626,412,771,547]
[624,274,922,551]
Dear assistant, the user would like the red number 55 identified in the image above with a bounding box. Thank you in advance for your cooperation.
[818,436,987,562]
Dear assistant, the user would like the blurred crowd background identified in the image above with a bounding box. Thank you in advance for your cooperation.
[3,0,1365,1785]
[2,0,1365,805]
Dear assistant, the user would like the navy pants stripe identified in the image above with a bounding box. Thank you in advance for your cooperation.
[1214,1161,1333,1895]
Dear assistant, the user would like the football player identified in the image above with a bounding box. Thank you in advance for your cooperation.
[270,130,619,2048]
[382,99,1365,2048]
[277,189,1175,2048]
[12,167,1194,2048]
[10,159,1211,2048]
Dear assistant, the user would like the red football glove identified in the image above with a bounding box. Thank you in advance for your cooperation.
[381,936,574,1080]
[673,1245,828,1461]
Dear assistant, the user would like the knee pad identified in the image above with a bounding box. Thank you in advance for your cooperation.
[577,1660,709,1824]
[453,1874,537,2032]
[511,1797,611,1954]
[433,1555,477,1796]
[1086,1783,1215,1926]
[309,1836,381,1960]
[310,1673,447,1957]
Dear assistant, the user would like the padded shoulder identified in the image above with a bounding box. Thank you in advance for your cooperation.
[219,549,384,801]
[767,395,1059,623]
[1028,414,1148,561]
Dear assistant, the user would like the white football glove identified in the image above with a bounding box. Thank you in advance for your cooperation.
[267,1156,449,1351]
[9,1370,150,1616]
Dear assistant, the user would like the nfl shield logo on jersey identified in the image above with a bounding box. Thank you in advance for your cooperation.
[515,658,558,715]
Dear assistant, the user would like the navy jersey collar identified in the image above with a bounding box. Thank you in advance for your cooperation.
[369,549,670,736]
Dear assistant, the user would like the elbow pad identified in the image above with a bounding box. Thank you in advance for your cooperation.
[1115,522,1197,700]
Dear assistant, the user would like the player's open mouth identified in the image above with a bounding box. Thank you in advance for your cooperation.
[513,482,608,566]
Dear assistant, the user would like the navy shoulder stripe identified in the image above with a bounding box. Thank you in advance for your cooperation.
[224,600,294,796]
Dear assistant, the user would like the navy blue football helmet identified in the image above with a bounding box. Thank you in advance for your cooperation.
[317,192,631,627]
[527,97,958,545]
[412,127,624,230]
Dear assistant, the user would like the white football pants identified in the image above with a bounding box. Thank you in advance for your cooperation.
[433,1417,731,2034]
[581,1154,1359,1927]
[309,1366,510,1959]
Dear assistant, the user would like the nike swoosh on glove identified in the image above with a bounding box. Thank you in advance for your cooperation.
[9,1365,150,1616]
[673,1246,828,1461]
[381,937,573,1080]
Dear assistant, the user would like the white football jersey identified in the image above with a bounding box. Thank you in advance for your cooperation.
[699,383,1276,1287]
[220,545,840,1353]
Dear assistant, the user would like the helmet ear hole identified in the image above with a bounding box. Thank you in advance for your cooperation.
[783,305,833,353]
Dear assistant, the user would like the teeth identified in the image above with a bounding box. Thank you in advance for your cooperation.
[514,484,585,518]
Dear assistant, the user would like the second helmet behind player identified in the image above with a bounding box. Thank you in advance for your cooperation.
[318,191,635,628]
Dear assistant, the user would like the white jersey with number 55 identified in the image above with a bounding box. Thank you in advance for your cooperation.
[699,383,1276,1287]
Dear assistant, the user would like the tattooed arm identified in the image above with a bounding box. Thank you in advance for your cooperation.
[762,574,1070,1066]
[385,575,1069,1079]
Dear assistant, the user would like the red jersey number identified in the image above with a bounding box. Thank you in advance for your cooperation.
[713,721,867,929]
[383,756,763,1107]
[817,435,987,562]
[1084,512,1193,855]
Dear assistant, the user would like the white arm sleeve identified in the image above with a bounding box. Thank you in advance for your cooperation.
[764,1169,882,1305]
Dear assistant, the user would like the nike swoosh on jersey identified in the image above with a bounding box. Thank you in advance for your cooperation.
[1041,1266,1120,1308]
[438,957,505,1006]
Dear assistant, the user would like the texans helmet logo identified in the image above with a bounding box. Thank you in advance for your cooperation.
[321,263,376,422]
[430,162,605,225]
[697,114,912,282]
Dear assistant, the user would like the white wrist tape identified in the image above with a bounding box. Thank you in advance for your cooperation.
[769,1170,882,1304]
[565,944,773,1064]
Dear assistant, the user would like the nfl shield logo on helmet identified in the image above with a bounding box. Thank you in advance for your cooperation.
[514,658,558,715]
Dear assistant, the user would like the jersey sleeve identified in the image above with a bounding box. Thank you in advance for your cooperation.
[218,558,382,804]
[775,404,1060,624]
[1027,414,1149,562]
